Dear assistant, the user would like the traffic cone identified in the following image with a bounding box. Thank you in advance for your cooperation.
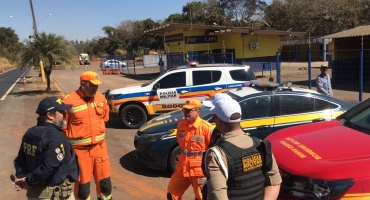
[23,76,27,86]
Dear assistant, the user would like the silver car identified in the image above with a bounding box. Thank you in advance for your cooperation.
[100,59,126,69]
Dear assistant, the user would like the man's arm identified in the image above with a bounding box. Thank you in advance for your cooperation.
[263,184,280,200]
[264,153,282,200]
[327,74,333,96]
[205,148,228,200]
[103,95,109,123]
[14,143,28,178]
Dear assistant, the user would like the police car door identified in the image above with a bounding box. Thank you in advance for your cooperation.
[239,95,275,139]
[190,69,227,102]
[152,70,190,114]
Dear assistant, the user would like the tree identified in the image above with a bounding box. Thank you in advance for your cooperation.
[264,0,370,36]
[0,27,23,63]
[19,32,77,92]
[219,0,268,26]
[163,13,187,24]
[181,1,232,26]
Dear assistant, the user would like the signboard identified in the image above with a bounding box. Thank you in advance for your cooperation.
[281,37,332,45]
[158,89,178,100]
[185,36,218,44]
[165,33,183,43]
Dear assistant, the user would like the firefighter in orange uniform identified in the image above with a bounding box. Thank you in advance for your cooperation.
[63,71,112,200]
[167,98,213,200]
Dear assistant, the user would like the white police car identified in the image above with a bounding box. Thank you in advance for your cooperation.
[106,62,256,128]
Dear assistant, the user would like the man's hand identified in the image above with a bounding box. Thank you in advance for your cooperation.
[12,177,31,191]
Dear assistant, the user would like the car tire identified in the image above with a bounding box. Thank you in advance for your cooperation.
[120,104,147,129]
[169,146,181,172]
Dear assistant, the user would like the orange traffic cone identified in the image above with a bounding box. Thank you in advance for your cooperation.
[23,76,27,86]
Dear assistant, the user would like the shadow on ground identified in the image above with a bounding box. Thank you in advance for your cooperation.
[106,118,126,129]
[119,151,172,178]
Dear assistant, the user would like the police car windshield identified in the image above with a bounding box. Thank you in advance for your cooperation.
[345,107,370,134]
[200,105,211,119]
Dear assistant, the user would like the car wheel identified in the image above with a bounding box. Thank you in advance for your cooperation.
[169,146,181,172]
[120,104,147,129]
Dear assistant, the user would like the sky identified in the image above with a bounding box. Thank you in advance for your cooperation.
[2,0,272,42]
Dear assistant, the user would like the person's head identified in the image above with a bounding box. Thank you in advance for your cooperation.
[79,71,102,97]
[320,64,328,75]
[182,98,201,123]
[36,97,72,128]
[207,94,241,133]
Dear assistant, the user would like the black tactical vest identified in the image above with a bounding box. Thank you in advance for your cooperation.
[216,137,271,200]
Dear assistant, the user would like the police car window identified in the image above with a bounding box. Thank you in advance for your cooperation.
[279,95,314,115]
[229,69,256,81]
[192,70,221,85]
[240,96,271,120]
[314,98,338,111]
[157,72,186,89]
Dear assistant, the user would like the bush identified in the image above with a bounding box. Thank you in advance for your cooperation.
[0,57,11,69]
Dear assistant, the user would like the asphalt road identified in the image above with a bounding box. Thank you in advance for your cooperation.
[1,63,194,200]
[0,68,27,102]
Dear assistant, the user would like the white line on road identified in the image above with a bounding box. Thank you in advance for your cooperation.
[0,70,27,100]
[54,78,69,95]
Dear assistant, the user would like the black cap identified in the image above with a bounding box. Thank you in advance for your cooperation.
[36,97,72,115]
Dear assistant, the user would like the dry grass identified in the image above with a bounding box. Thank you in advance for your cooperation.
[0,57,11,69]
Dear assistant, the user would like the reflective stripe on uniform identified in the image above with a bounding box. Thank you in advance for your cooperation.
[69,133,105,145]
[192,136,204,142]
[70,104,88,113]
[180,148,204,156]
[97,194,112,200]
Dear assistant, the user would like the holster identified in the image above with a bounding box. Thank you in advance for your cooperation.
[59,179,72,198]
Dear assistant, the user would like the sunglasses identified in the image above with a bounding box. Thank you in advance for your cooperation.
[183,108,198,112]
[56,110,66,116]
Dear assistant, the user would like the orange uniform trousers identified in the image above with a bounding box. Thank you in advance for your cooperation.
[167,170,206,200]
[73,140,111,200]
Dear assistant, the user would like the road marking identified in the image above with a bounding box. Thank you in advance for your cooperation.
[53,78,68,96]
[0,70,27,100]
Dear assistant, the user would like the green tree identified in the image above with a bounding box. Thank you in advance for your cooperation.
[182,1,232,26]
[20,32,77,92]
[163,13,187,24]
[265,0,370,36]
[0,27,23,63]
[219,0,268,26]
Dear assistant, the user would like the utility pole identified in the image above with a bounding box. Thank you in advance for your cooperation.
[29,0,45,82]
[29,0,38,37]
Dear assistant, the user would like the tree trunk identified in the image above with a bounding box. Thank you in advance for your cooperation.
[44,67,52,93]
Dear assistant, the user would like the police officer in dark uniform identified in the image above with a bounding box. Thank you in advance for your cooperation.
[13,97,79,200]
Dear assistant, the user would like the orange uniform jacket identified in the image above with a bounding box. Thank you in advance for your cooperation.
[176,117,213,177]
[62,90,109,146]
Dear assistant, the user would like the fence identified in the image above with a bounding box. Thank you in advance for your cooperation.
[277,49,370,103]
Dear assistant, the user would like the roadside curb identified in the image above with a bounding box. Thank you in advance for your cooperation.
[0,66,16,74]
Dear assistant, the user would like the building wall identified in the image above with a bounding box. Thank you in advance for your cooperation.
[163,28,281,61]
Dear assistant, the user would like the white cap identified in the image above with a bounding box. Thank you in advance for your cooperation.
[203,93,232,108]
[208,94,241,123]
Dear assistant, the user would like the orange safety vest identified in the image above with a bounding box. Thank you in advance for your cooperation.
[62,89,109,147]
[176,117,213,177]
